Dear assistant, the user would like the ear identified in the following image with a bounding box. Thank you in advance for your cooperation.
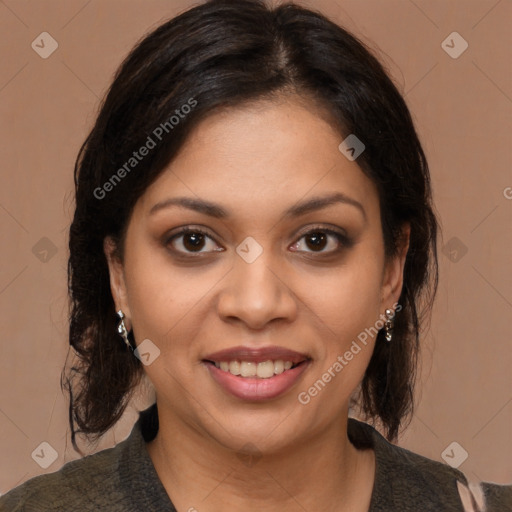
[380,223,410,310]
[104,236,132,329]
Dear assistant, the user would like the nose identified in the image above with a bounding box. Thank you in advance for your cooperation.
[216,250,297,330]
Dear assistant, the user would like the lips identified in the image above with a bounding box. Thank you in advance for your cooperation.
[202,345,311,401]
[203,345,310,365]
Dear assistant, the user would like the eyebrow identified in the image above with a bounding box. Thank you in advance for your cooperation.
[149,192,366,221]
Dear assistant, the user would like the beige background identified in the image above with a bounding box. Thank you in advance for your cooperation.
[0,0,510,496]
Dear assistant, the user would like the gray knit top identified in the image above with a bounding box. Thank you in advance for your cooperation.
[1,403,510,511]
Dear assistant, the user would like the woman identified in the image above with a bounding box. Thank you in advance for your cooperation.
[1,0,510,511]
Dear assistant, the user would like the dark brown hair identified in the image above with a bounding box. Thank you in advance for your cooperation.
[62,0,438,452]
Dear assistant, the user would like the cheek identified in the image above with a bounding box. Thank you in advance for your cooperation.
[296,260,384,415]
[122,246,176,333]
[308,252,384,344]
[124,261,212,396]
[123,245,225,355]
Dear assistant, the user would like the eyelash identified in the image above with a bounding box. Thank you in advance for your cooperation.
[164,225,352,257]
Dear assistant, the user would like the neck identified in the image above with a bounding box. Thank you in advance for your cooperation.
[146,407,375,512]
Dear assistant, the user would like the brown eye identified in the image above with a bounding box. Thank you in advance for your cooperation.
[182,232,206,252]
[304,232,328,251]
[290,228,350,254]
[166,227,223,254]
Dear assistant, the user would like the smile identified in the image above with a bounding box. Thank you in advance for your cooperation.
[213,360,297,378]
[202,345,311,401]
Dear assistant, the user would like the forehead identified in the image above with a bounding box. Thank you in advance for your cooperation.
[137,97,379,224]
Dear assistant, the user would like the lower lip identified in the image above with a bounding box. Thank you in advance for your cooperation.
[204,361,310,401]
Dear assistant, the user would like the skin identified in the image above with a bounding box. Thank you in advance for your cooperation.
[105,95,410,512]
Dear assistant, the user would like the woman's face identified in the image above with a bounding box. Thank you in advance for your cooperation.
[106,96,408,454]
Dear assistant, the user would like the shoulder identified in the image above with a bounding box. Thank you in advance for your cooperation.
[0,438,129,512]
[480,482,512,511]
[348,417,512,511]
[0,405,174,512]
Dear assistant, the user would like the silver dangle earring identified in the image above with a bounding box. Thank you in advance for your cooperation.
[117,310,134,351]
[384,308,395,342]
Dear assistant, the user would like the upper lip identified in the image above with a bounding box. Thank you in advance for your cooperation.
[203,345,310,364]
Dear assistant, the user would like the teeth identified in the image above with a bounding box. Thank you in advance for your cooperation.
[229,361,241,375]
[256,360,274,378]
[274,360,284,374]
[213,359,298,378]
[240,361,257,377]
